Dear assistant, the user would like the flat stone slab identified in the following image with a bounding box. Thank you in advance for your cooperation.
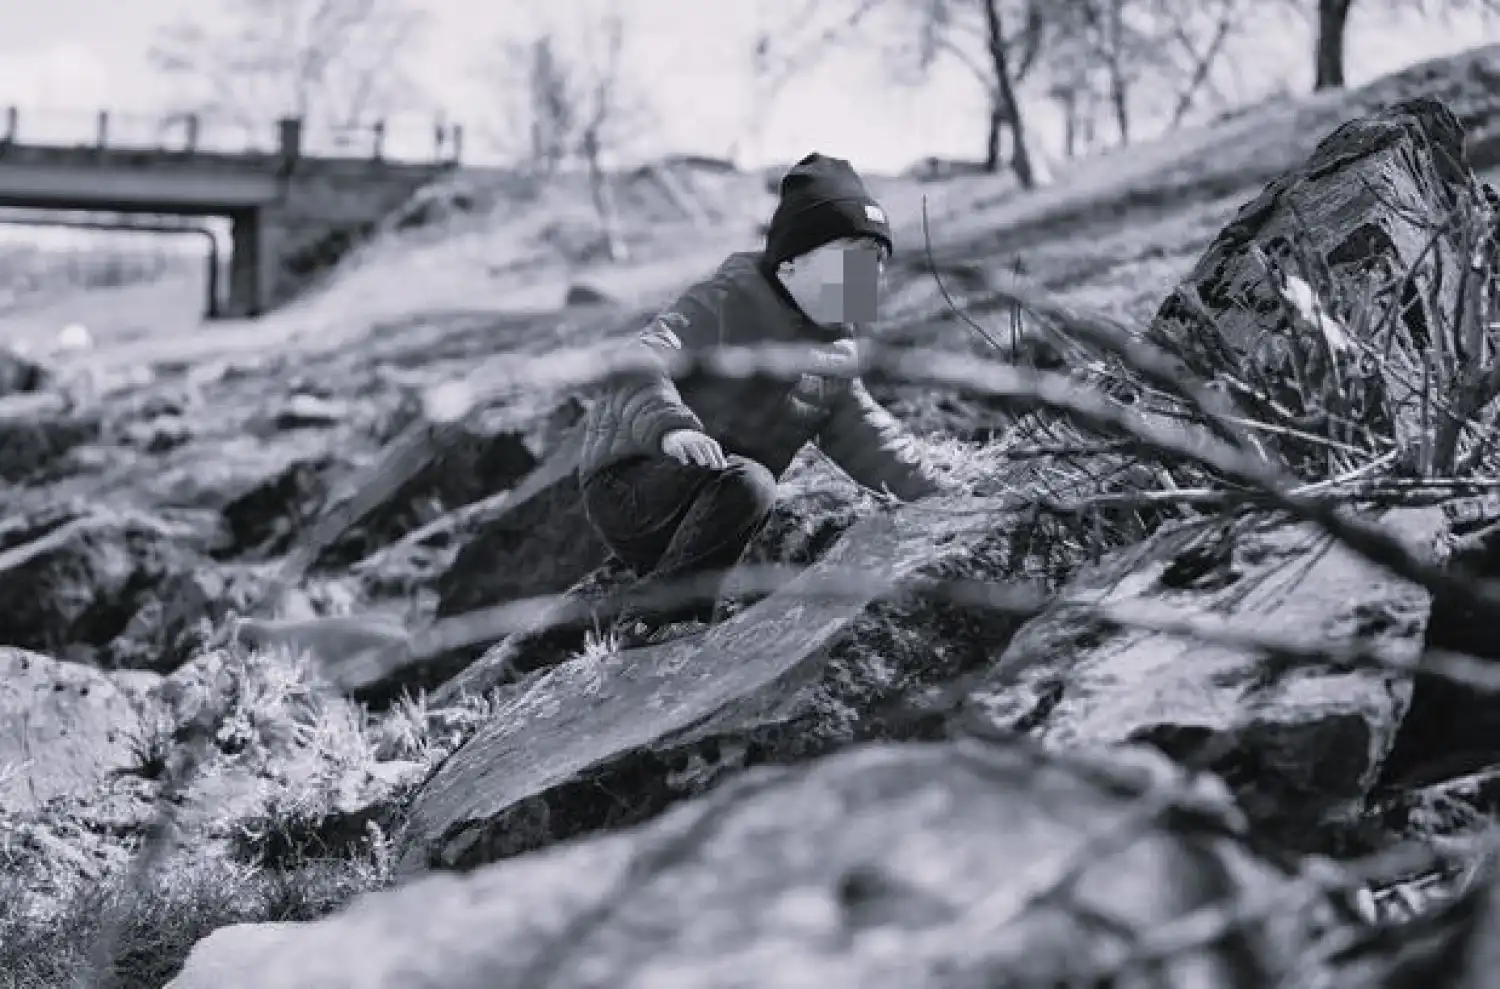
[171,741,1303,989]
[395,496,1014,874]
[0,648,145,814]
[965,506,1449,848]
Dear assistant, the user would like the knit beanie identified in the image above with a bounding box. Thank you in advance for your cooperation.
[764,153,893,267]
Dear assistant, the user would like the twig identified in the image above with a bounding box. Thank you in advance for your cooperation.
[292,548,1500,701]
[266,337,1500,675]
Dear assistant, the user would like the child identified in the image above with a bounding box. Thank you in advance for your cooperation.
[578,152,950,647]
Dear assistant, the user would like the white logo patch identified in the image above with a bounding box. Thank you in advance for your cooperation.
[638,311,686,350]
[864,203,886,224]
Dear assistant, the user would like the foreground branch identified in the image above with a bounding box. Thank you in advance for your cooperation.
[239,554,1500,699]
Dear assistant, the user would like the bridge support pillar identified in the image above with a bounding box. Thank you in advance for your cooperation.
[227,207,277,318]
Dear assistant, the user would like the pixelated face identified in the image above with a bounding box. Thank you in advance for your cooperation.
[780,237,887,326]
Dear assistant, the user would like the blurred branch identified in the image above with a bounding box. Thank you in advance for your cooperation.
[450,333,1500,620]
[1167,0,1244,126]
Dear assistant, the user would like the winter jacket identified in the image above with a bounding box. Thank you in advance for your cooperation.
[578,251,944,501]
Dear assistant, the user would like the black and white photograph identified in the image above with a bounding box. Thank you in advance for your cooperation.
[3,1,1500,986]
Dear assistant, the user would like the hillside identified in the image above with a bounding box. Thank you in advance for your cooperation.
[6,42,1500,989]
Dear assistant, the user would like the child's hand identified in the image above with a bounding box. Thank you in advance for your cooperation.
[807,339,859,377]
[662,429,727,469]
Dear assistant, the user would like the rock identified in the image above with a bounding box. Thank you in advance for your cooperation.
[56,322,93,352]
[343,403,580,595]
[563,282,613,307]
[739,470,877,573]
[1379,511,1500,788]
[121,413,194,453]
[0,346,50,396]
[962,506,1450,853]
[0,390,101,483]
[421,469,875,706]
[0,648,145,814]
[108,565,276,673]
[389,175,487,232]
[169,741,1309,989]
[311,418,540,570]
[416,443,876,705]
[1150,97,1493,473]
[270,394,352,431]
[396,496,1022,874]
[423,556,637,707]
[138,435,343,560]
[429,427,600,621]
[216,452,337,561]
[1358,763,1500,861]
[0,507,203,664]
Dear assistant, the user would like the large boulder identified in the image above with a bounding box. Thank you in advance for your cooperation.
[429,428,600,621]
[1377,496,1500,788]
[0,346,50,396]
[424,460,878,706]
[310,412,546,572]
[395,496,1023,873]
[1149,96,1496,474]
[137,434,343,560]
[168,741,1310,989]
[108,563,291,672]
[961,506,1450,853]
[420,556,636,707]
[0,390,101,483]
[0,648,145,814]
[0,506,204,666]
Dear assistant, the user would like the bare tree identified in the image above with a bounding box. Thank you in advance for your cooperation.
[1311,0,1356,90]
[576,14,633,263]
[883,0,1047,185]
[1040,0,1250,152]
[529,38,574,178]
[1162,0,1246,127]
[150,0,427,151]
[1066,0,1140,145]
[1298,0,1500,91]
[738,0,887,162]
[491,34,577,179]
[477,1,653,262]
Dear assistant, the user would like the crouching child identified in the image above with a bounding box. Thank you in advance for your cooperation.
[578,152,953,648]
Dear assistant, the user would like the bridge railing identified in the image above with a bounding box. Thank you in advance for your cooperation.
[0,107,464,165]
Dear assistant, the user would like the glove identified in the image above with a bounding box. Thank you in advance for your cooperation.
[661,428,728,469]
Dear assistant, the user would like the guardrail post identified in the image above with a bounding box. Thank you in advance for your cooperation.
[185,113,199,153]
[96,110,109,150]
[372,120,385,161]
[450,124,463,164]
[277,117,303,162]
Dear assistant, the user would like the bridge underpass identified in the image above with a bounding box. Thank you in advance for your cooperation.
[0,213,223,317]
[0,111,461,318]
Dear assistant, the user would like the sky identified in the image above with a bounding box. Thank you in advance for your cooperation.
[0,1,1499,176]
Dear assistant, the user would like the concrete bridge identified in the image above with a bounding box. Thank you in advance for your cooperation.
[0,109,463,318]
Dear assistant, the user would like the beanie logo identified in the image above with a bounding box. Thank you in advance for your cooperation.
[863,203,886,224]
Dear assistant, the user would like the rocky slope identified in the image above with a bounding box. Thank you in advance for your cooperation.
[7,48,1500,989]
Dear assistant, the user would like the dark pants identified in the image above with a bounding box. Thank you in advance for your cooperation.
[581,454,778,626]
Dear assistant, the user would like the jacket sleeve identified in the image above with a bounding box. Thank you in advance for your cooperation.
[817,378,947,501]
[605,282,724,456]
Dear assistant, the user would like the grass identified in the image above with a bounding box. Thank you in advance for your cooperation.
[0,639,496,989]
[0,851,390,989]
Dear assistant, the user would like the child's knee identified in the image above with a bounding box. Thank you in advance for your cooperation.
[720,457,778,519]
